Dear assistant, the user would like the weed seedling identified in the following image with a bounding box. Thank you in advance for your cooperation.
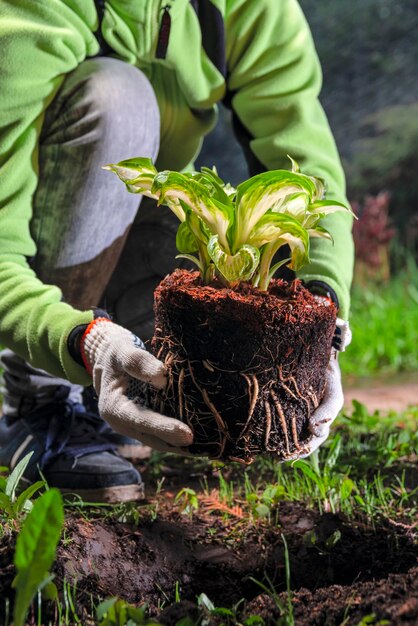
[12,488,64,626]
[175,487,199,517]
[0,452,45,525]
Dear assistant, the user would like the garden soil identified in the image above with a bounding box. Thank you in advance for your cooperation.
[0,280,417,624]
[1,488,417,625]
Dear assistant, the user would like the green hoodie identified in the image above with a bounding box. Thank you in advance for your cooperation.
[0,0,354,386]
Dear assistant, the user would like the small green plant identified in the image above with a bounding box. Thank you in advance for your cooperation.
[12,488,64,626]
[197,592,238,625]
[0,452,45,523]
[249,534,294,626]
[174,487,199,516]
[105,157,351,289]
[245,482,286,521]
[96,598,160,626]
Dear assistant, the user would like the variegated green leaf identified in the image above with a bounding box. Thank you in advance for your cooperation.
[234,171,318,248]
[309,199,352,215]
[288,155,301,173]
[308,175,326,201]
[193,168,237,204]
[176,221,199,254]
[175,254,203,272]
[268,257,292,281]
[152,172,232,251]
[102,157,158,196]
[248,212,308,248]
[284,232,310,270]
[309,225,334,242]
[207,236,260,282]
[272,192,310,219]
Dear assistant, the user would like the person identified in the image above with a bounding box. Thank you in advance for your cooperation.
[0,0,354,503]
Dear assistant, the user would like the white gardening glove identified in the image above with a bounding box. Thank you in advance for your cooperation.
[286,318,351,461]
[81,318,193,453]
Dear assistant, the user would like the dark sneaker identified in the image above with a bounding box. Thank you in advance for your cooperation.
[82,387,152,461]
[0,400,145,503]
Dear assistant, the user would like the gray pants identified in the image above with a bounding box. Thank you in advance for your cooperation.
[1,57,181,417]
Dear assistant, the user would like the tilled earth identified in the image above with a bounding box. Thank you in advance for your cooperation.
[1,483,417,626]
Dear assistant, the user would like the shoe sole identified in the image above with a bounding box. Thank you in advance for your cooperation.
[117,444,153,460]
[60,482,145,504]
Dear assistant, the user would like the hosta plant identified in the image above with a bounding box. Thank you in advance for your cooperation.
[105,158,351,462]
[104,157,351,289]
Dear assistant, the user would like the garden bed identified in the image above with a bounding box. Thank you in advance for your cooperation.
[1,501,417,625]
[1,402,417,625]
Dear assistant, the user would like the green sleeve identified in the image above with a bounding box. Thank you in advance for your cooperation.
[225,0,354,319]
[0,1,99,383]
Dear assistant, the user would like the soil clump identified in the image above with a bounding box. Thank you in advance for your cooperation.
[151,269,336,462]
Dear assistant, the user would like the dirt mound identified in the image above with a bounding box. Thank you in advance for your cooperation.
[0,499,416,624]
[53,506,416,607]
[243,567,418,626]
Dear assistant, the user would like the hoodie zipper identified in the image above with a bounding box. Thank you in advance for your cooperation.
[156,4,172,59]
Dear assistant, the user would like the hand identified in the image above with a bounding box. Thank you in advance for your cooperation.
[80,318,193,453]
[287,317,351,461]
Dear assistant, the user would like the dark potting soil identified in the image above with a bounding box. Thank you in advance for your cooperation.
[1,502,416,625]
[151,269,337,462]
[241,568,418,626]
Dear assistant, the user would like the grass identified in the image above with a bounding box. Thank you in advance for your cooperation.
[243,401,418,524]
[341,265,418,378]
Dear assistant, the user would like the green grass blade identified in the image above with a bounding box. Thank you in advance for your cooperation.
[15,481,46,515]
[5,452,34,500]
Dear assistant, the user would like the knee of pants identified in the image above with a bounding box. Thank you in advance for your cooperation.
[43,56,161,164]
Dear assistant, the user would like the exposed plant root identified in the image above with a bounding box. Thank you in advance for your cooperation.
[187,360,230,459]
[280,380,299,403]
[278,366,312,420]
[238,373,260,439]
[164,351,175,367]
[200,360,239,374]
[270,389,290,455]
[307,387,319,409]
[178,368,185,419]
[264,399,272,448]
[291,414,301,450]
[201,389,228,435]
[155,335,177,360]
[202,360,215,372]
[228,456,255,465]
[216,434,227,459]
[183,399,193,430]
[288,375,312,417]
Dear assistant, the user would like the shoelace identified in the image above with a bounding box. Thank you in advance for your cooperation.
[22,400,116,469]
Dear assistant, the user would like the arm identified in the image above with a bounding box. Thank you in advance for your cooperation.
[225,0,354,319]
[0,1,98,383]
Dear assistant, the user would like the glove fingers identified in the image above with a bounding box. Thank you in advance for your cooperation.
[308,357,343,438]
[103,393,193,447]
[334,318,352,351]
[136,433,193,456]
[122,348,167,389]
